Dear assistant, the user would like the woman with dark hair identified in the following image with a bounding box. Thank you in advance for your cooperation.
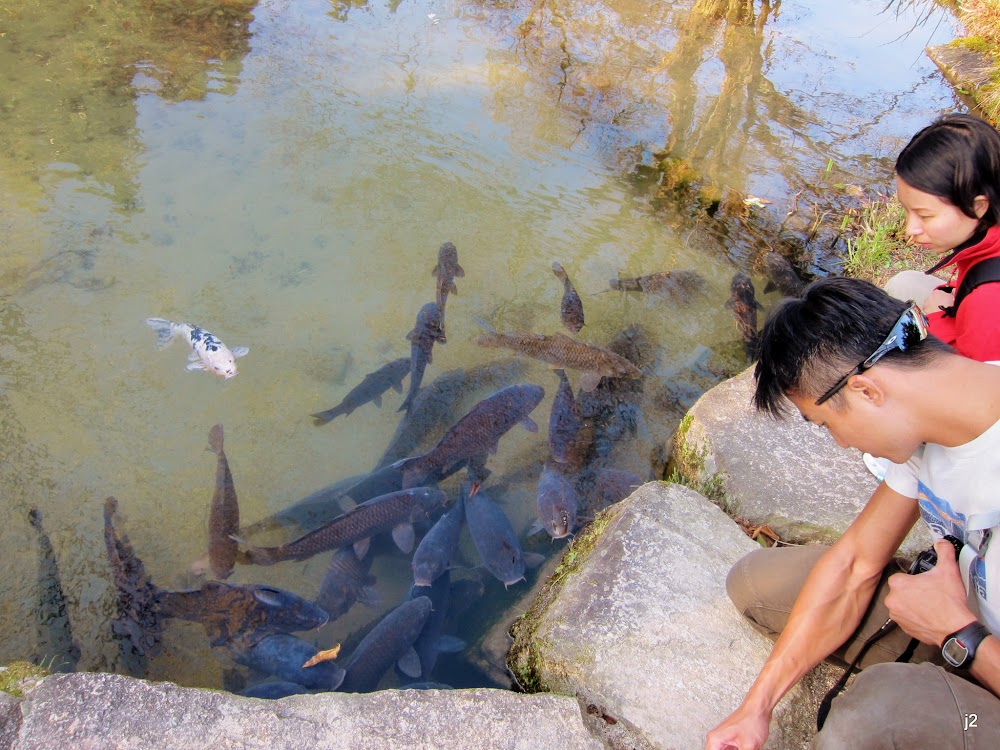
[885,112,1000,362]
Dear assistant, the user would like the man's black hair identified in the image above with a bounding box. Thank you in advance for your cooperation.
[753,277,951,417]
[896,113,1000,228]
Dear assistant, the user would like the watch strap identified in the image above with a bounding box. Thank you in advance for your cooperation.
[942,621,991,670]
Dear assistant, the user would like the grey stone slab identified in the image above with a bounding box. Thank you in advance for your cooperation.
[511,482,829,750]
[12,673,605,750]
[0,692,22,750]
[673,367,930,556]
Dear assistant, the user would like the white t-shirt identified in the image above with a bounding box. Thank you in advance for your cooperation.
[884,417,1000,633]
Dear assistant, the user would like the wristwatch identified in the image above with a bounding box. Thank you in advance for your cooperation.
[941,621,991,669]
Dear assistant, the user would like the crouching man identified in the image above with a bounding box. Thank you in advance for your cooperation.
[705,277,1000,749]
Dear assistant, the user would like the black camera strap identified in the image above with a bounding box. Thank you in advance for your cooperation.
[816,617,902,731]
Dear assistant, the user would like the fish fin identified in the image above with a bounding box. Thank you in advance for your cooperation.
[763,280,777,294]
[406,329,415,342]
[392,380,404,393]
[187,351,200,361]
[392,523,415,553]
[311,410,337,425]
[435,635,466,653]
[373,394,382,407]
[232,347,249,358]
[396,648,422,679]
[520,417,538,433]
[454,264,465,278]
[579,372,602,392]
[527,519,545,536]
[431,264,440,276]
[523,552,546,569]
[186,361,207,372]
[145,318,178,349]
[472,316,496,334]
[353,538,371,559]
[723,298,733,310]
[754,300,765,311]
[358,585,382,609]
[446,280,458,294]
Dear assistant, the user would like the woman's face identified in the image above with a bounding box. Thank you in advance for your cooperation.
[896,176,987,256]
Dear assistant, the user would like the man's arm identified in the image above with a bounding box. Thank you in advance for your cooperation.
[705,482,920,750]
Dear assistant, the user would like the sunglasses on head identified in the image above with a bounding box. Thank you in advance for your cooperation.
[814,302,929,406]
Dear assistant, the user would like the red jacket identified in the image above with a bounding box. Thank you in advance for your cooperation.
[927,225,1000,361]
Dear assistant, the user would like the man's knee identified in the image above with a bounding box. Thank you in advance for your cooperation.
[726,545,827,637]
[815,662,1000,749]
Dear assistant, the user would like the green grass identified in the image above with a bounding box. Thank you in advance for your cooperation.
[840,194,939,286]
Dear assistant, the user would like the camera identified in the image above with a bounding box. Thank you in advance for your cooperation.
[908,534,964,574]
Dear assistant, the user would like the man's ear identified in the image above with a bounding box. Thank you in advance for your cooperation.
[846,372,885,406]
[974,194,989,220]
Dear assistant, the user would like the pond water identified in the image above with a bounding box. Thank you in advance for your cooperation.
[1,0,962,691]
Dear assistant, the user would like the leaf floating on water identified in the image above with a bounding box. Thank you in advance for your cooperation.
[302,644,341,669]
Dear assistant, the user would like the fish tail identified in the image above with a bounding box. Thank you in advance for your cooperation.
[207,424,224,454]
[145,318,179,350]
[243,543,278,566]
[472,316,496,334]
[311,406,345,425]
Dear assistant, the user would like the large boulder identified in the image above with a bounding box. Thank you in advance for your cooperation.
[509,482,839,750]
[671,366,930,556]
[2,672,605,750]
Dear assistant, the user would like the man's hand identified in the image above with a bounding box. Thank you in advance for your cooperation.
[704,702,772,750]
[923,287,956,314]
[884,538,976,646]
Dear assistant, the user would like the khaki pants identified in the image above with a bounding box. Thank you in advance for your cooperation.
[727,545,1000,748]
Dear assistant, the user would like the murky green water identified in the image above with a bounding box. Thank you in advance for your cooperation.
[1,0,960,689]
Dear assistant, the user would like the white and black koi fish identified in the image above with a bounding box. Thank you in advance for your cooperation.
[145,318,249,379]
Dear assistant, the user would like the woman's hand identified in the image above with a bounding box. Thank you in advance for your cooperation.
[923,287,956,313]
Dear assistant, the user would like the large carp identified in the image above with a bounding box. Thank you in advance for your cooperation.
[476,327,641,392]
[243,487,448,566]
[399,303,445,414]
[432,241,464,342]
[312,357,410,424]
[206,424,240,579]
[393,384,544,489]
[726,271,764,359]
[339,596,433,693]
[551,261,584,333]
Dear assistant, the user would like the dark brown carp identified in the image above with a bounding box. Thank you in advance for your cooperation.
[551,261,584,333]
[399,303,445,414]
[157,581,329,647]
[243,487,448,566]
[762,251,806,297]
[726,271,764,359]
[315,546,380,622]
[609,269,708,301]
[103,497,163,674]
[29,508,80,673]
[377,359,525,469]
[312,357,410,424]
[207,424,239,579]
[476,326,641,392]
[339,596,433,693]
[393,384,545,489]
[432,241,464,342]
[548,368,590,466]
[464,487,543,587]
[592,467,643,508]
[535,466,578,539]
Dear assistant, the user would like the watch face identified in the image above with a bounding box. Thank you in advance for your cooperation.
[943,637,970,667]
